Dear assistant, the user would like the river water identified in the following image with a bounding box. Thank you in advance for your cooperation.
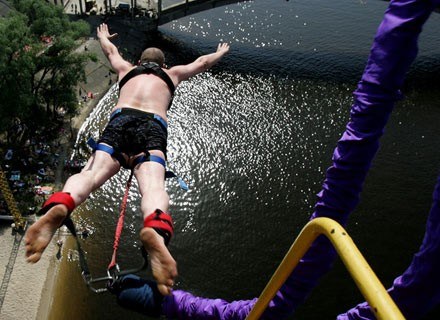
[49,1,440,319]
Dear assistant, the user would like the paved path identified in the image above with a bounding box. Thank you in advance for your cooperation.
[0,223,58,320]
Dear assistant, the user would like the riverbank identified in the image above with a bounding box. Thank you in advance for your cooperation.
[0,30,112,320]
[0,14,152,320]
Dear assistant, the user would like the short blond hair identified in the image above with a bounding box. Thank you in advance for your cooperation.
[140,47,165,66]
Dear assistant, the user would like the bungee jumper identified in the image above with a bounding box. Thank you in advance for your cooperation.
[24,22,230,296]
[106,0,440,318]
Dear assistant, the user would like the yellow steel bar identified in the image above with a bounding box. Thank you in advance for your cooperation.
[246,217,404,320]
[0,165,25,229]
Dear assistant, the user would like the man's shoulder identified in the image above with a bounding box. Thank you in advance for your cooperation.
[162,67,181,86]
[121,61,135,71]
[118,63,136,79]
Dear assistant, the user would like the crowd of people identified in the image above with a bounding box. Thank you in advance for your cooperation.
[0,126,78,216]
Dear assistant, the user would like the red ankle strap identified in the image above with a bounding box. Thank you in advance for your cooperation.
[144,209,174,245]
[40,192,76,215]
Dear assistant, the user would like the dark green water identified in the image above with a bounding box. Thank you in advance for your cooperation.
[50,1,440,319]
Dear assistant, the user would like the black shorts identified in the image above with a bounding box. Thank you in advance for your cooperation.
[98,108,168,158]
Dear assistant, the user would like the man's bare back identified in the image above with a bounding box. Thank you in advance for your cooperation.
[114,71,174,121]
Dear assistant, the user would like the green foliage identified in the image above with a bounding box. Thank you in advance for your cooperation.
[0,0,94,144]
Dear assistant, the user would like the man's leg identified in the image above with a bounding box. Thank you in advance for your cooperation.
[25,150,120,263]
[134,150,177,296]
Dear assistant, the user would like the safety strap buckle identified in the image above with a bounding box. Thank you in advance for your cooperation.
[165,171,189,191]
[82,249,149,294]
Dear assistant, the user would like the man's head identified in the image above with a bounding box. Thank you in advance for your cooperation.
[140,47,165,66]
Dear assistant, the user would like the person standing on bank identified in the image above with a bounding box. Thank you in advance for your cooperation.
[24,23,230,296]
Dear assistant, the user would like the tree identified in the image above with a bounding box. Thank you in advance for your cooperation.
[0,0,96,144]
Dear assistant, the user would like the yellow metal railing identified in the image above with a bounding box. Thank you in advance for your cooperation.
[246,217,404,320]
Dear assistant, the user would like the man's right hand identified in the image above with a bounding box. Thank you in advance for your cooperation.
[97,23,118,41]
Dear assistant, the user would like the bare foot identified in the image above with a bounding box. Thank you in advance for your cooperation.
[140,227,177,296]
[25,205,68,263]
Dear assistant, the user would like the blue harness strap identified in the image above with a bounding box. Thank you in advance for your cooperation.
[150,155,166,167]
[87,138,188,191]
[87,138,127,167]
[87,138,115,155]
[132,153,189,191]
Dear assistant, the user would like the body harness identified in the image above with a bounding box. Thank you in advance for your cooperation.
[119,61,175,110]
[87,59,188,190]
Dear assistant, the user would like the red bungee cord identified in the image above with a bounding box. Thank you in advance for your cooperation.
[108,170,134,270]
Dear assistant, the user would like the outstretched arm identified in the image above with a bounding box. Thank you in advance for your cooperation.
[97,23,132,76]
[169,43,230,84]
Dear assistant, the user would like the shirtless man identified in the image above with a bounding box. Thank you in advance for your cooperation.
[24,23,230,296]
